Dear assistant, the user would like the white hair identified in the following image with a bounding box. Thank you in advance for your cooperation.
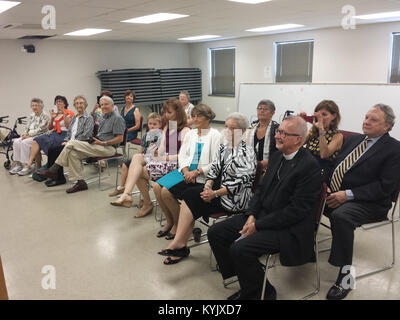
[284,115,308,144]
[99,95,114,105]
[226,112,249,130]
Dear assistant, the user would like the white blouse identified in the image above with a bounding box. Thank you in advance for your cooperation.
[178,127,222,184]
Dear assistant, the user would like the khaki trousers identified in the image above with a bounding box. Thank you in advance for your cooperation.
[55,140,115,181]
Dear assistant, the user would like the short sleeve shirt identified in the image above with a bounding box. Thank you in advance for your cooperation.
[97,111,126,144]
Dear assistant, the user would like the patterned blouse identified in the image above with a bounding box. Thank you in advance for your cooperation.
[23,112,50,137]
[206,140,257,213]
[306,129,340,162]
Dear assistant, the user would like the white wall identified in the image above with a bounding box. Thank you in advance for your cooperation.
[189,21,400,121]
[0,39,190,124]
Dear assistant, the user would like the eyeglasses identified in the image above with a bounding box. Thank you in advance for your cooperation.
[257,107,270,112]
[276,129,300,138]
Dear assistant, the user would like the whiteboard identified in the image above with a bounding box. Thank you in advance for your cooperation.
[238,83,400,140]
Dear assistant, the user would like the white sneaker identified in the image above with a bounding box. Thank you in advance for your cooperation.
[9,165,23,175]
[17,166,34,176]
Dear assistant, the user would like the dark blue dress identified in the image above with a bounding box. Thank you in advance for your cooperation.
[121,105,138,141]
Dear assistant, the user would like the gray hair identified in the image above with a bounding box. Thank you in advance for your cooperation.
[226,112,249,130]
[373,104,395,131]
[180,90,190,100]
[283,115,308,144]
[99,95,114,105]
[31,98,44,108]
[257,99,275,112]
[73,95,88,107]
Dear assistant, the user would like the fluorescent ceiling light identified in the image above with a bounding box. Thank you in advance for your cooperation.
[178,35,221,41]
[355,11,400,20]
[64,28,111,36]
[0,1,20,14]
[228,0,272,4]
[246,24,304,32]
[122,13,188,24]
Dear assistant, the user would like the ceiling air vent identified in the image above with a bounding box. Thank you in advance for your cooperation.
[0,23,21,29]
[18,35,56,40]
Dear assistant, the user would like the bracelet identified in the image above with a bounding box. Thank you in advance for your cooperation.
[205,183,212,189]
[213,190,219,198]
[196,168,201,176]
[319,131,327,136]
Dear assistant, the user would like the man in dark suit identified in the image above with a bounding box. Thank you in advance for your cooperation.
[208,116,322,300]
[325,104,400,300]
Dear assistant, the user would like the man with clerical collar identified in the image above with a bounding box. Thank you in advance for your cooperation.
[208,115,322,300]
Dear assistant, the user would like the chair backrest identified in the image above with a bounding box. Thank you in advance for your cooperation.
[120,128,128,147]
[93,122,99,137]
[252,161,264,192]
[315,182,328,231]
[338,130,359,142]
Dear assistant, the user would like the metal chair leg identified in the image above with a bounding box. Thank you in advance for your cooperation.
[261,254,273,300]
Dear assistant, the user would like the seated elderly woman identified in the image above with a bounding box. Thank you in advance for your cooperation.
[110,98,190,218]
[9,98,50,174]
[300,100,343,175]
[158,112,257,264]
[18,95,74,176]
[246,99,279,170]
[39,95,94,187]
[153,104,222,240]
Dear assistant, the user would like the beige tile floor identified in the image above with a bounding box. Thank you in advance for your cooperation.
[0,149,399,300]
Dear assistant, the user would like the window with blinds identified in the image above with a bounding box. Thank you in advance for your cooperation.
[209,47,235,96]
[389,33,400,83]
[274,40,314,83]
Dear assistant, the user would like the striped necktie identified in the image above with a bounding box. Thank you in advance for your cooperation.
[330,138,370,192]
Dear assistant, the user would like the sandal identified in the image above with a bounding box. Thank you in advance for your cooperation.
[158,247,190,257]
[134,204,154,218]
[165,232,175,240]
[163,256,186,265]
[156,227,172,238]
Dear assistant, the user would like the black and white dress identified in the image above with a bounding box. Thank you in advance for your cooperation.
[182,140,257,222]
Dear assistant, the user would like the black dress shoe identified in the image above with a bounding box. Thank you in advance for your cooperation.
[37,169,58,181]
[326,283,352,300]
[45,179,66,187]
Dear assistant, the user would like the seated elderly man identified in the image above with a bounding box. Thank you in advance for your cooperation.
[208,116,322,300]
[40,96,126,193]
[324,104,400,300]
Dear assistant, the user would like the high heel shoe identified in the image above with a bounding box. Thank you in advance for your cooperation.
[110,194,133,208]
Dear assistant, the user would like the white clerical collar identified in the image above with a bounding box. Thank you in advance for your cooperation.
[283,150,299,160]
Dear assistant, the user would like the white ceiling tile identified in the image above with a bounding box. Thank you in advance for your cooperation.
[2,0,400,42]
